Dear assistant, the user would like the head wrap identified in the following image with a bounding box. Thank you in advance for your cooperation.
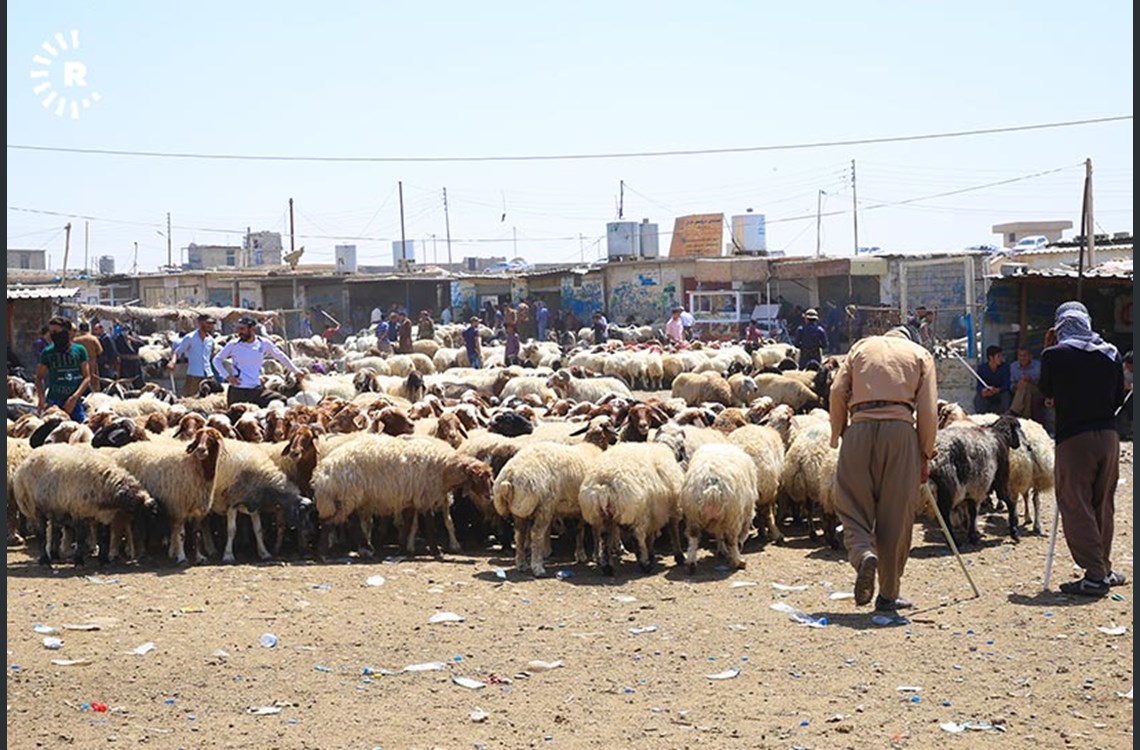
[1053,302,1117,361]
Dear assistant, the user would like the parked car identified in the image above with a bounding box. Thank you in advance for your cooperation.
[1012,235,1049,253]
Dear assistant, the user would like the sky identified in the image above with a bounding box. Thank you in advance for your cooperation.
[5,1,1134,274]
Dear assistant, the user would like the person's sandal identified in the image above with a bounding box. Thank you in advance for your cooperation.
[1059,577,1109,597]
[1105,571,1128,587]
[854,555,878,606]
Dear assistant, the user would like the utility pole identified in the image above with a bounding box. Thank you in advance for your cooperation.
[851,159,859,256]
[83,221,89,276]
[1078,158,1095,299]
[442,188,453,269]
[288,198,296,253]
[512,226,518,259]
[166,212,173,269]
[618,180,625,220]
[61,222,72,282]
[132,241,139,275]
[579,233,585,264]
[816,190,825,258]
[398,181,407,269]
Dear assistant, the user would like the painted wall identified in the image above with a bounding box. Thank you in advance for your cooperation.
[604,263,683,325]
[452,280,480,319]
[560,274,604,321]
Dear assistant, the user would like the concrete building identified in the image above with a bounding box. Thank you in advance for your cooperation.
[185,231,283,270]
[7,249,47,270]
[992,220,1074,246]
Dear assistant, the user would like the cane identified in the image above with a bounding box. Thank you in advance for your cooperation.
[952,352,993,389]
[931,493,981,599]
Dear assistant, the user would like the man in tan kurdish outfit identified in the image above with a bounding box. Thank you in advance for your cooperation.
[828,325,938,612]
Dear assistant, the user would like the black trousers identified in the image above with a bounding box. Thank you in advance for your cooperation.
[227,385,265,407]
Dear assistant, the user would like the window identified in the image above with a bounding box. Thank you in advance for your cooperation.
[19,254,30,268]
[1008,233,1016,244]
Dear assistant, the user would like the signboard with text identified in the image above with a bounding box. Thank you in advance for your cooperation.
[669,213,724,258]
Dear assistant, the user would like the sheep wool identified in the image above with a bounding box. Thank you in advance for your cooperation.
[681,443,758,572]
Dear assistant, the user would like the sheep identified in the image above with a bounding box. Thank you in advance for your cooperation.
[6,437,33,546]
[499,375,558,406]
[671,371,733,407]
[616,402,671,442]
[83,392,173,420]
[926,414,1021,547]
[680,443,758,572]
[110,427,223,564]
[345,357,393,375]
[777,421,841,547]
[726,373,760,407]
[210,439,316,563]
[578,442,686,576]
[750,373,820,412]
[311,435,493,559]
[726,424,787,543]
[547,369,633,403]
[651,422,728,469]
[13,444,158,566]
[493,440,604,577]
[426,411,469,448]
[43,421,94,445]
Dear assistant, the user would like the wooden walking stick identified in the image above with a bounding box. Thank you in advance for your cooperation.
[931,495,981,599]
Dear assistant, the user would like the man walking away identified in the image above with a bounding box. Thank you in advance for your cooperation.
[1039,301,1126,596]
[795,308,829,370]
[35,316,93,422]
[213,316,304,406]
[829,325,938,612]
[168,313,217,397]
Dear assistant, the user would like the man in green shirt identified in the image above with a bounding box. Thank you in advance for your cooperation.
[35,316,92,422]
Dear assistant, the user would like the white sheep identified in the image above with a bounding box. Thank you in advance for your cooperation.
[110,427,223,564]
[578,442,685,576]
[671,371,732,407]
[547,370,632,402]
[499,375,558,406]
[680,443,758,572]
[83,392,173,420]
[13,444,158,566]
[6,436,33,546]
[726,424,787,543]
[777,420,841,546]
[492,441,602,577]
[311,434,494,558]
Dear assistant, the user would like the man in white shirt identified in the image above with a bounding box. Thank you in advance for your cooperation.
[167,313,217,396]
[212,316,304,406]
[679,308,695,340]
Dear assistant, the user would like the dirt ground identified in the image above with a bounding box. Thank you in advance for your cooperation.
[5,442,1133,750]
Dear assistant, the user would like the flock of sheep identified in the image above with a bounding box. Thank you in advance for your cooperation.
[6,320,1056,578]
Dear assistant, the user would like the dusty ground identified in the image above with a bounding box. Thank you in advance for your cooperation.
[6,444,1133,750]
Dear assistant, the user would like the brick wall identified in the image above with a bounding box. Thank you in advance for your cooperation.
[935,356,979,413]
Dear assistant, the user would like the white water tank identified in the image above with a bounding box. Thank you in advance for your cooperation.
[607,221,641,259]
[731,213,767,254]
[334,244,357,273]
[392,240,416,267]
[639,218,659,258]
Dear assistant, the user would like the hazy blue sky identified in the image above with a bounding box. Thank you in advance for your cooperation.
[6,1,1134,273]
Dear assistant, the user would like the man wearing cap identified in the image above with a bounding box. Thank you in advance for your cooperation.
[666,307,685,345]
[829,324,938,612]
[168,314,218,397]
[1039,300,1126,596]
[794,308,829,369]
[416,310,435,341]
[213,316,304,406]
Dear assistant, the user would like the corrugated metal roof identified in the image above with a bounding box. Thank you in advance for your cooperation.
[6,286,81,300]
[988,266,1133,281]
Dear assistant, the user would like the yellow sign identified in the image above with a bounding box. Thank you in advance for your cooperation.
[669,214,724,258]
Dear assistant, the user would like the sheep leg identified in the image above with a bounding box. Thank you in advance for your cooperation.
[1030,489,1042,535]
[169,517,188,565]
[222,508,239,564]
[273,511,287,556]
[197,516,218,559]
[422,511,443,560]
[403,508,420,555]
[597,523,615,577]
[966,501,981,546]
[684,530,701,574]
[513,516,531,570]
[530,509,553,578]
[36,519,52,567]
[72,521,89,567]
[249,511,273,560]
[726,532,746,570]
[442,502,462,553]
[669,519,686,566]
[573,520,588,564]
[317,519,336,561]
[635,530,655,574]
[7,501,24,546]
[1000,490,1020,543]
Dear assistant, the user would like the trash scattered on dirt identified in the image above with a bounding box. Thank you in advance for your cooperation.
[940,721,1005,733]
[50,659,90,667]
[469,707,489,722]
[493,568,508,580]
[365,575,386,587]
[61,623,101,631]
[1118,688,1133,700]
[42,637,63,650]
[526,660,564,672]
[829,592,855,601]
[452,675,486,689]
[259,633,279,648]
[32,625,58,635]
[129,642,156,656]
[896,686,922,692]
[611,595,637,603]
[628,625,658,635]
[769,602,827,628]
[1111,593,1125,601]
[178,607,205,614]
[1097,625,1127,636]
[403,662,447,672]
[771,583,809,592]
[729,581,757,589]
[84,576,119,585]
[555,569,574,579]
[871,614,910,627]
[429,612,465,624]
[313,665,333,673]
[383,555,406,564]
[247,706,283,716]
[705,667,741,680]
[212,649,229,660]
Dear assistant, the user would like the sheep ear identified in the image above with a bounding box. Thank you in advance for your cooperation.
[280,440,291,457]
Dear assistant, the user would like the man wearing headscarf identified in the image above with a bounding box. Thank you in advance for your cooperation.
[829,324,937,612]
[1039,301,1126,596]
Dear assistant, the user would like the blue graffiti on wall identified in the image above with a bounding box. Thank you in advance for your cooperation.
[560,278,604,319]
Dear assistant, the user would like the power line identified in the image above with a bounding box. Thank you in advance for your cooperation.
[6,116,1130,163]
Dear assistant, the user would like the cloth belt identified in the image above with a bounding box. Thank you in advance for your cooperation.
[851,399,913,414]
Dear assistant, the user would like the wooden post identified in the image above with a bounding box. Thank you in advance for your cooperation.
[1019,281,1029,347]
